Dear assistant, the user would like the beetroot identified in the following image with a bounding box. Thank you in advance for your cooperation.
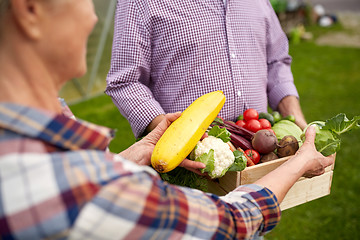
[251,129,278,154]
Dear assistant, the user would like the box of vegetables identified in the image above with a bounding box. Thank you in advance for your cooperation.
[151,91,359,210]
[205,111,359,210]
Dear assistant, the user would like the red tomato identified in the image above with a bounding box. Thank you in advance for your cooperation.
[235,119,246,128]
[216,115,224,121]
[259,118,272,129]
[243,109,259,121]
[245,119,262,133]
[267,128,276,136]
[245,149,261,164]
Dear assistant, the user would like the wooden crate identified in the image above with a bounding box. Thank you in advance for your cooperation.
[207,156,335,210]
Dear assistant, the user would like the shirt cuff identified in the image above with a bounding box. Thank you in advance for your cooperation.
[128,100,165,138]
[268,81,299,111]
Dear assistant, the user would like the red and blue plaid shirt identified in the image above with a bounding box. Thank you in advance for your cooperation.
[0,103,280,239]
[106,0,299,138]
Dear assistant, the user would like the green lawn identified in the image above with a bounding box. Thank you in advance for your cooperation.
[70,95,136,152]
[70,25,360,240]
[266,44,360,240]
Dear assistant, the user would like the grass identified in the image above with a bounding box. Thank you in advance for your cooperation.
[70,24,360,240]
[70,95,135,152]
[265,26,360,240]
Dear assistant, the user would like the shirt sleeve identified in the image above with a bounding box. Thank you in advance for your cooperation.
[264,0,299,111]
[70,156,281,240]
[105,1,165,138]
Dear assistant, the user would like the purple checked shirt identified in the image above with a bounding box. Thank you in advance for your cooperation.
[106,0,299,138]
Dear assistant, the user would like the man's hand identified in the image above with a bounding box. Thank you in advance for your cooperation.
[119,112,205,173]
[145,114,165,134]
[179,159,206,175]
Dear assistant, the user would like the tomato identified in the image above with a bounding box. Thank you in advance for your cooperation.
[235,119,246,128]
[267,128,276,136]
[245,149,261,164]
[237,147,255,166]
[259,118,272,129]
[245,119,262,133]
[216,115,224,121]
[243,109,259,121]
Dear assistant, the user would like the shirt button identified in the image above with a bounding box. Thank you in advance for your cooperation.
[231,53,236,59]
[237,91,241,97]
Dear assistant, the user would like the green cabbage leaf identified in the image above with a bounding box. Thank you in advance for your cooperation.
[272,120,303,145]
[228,150,247,172]
[196,149,215,175]
[302,114,360,156]
[208,125,231,143]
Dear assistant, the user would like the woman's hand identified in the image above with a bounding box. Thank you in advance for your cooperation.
[119,112,205,173]
[294,125,335,178]
[255,125,335,203]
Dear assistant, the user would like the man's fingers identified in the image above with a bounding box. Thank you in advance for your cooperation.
[154,112,182,133]
[179,159,205,169]
[164,112,182,123]
[179,159,207,176]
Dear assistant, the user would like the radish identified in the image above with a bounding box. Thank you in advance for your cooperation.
[251,129,278,154]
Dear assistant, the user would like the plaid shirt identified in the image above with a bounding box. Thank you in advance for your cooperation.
[106,0,298,138]
[0,103,281,239]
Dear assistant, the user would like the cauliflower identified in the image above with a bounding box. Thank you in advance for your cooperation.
[190,125,248,178]
[194,136,235,178]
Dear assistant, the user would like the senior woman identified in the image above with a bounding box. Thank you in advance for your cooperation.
[0,0,334,239]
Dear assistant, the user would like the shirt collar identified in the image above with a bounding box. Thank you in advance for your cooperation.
[0,103,113,151]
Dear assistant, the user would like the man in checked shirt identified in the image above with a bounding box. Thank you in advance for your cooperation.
[106,0,308,139]
[0,0,334,239]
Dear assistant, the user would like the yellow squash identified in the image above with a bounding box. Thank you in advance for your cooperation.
[151,91,226,173]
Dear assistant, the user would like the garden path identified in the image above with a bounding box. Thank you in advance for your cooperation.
[315,12,360,48]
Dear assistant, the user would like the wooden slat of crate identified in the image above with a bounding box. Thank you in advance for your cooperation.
[279,171,333,210]
[219,157,291,192]
[207,156,335,210]
[207,179,228,196]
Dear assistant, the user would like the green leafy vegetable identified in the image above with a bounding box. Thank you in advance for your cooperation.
[302,113,360,156]
[272,120,303,145]
[196,149,215,175]
[228,150,247,172]
[212,117,224,125]
[196,148,246,178]
[160,119,248,189]
[208,125,231,143]
[323,113,360,134]
[159,168,208,192]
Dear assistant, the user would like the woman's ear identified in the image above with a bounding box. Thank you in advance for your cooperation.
[10,0,46,40]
